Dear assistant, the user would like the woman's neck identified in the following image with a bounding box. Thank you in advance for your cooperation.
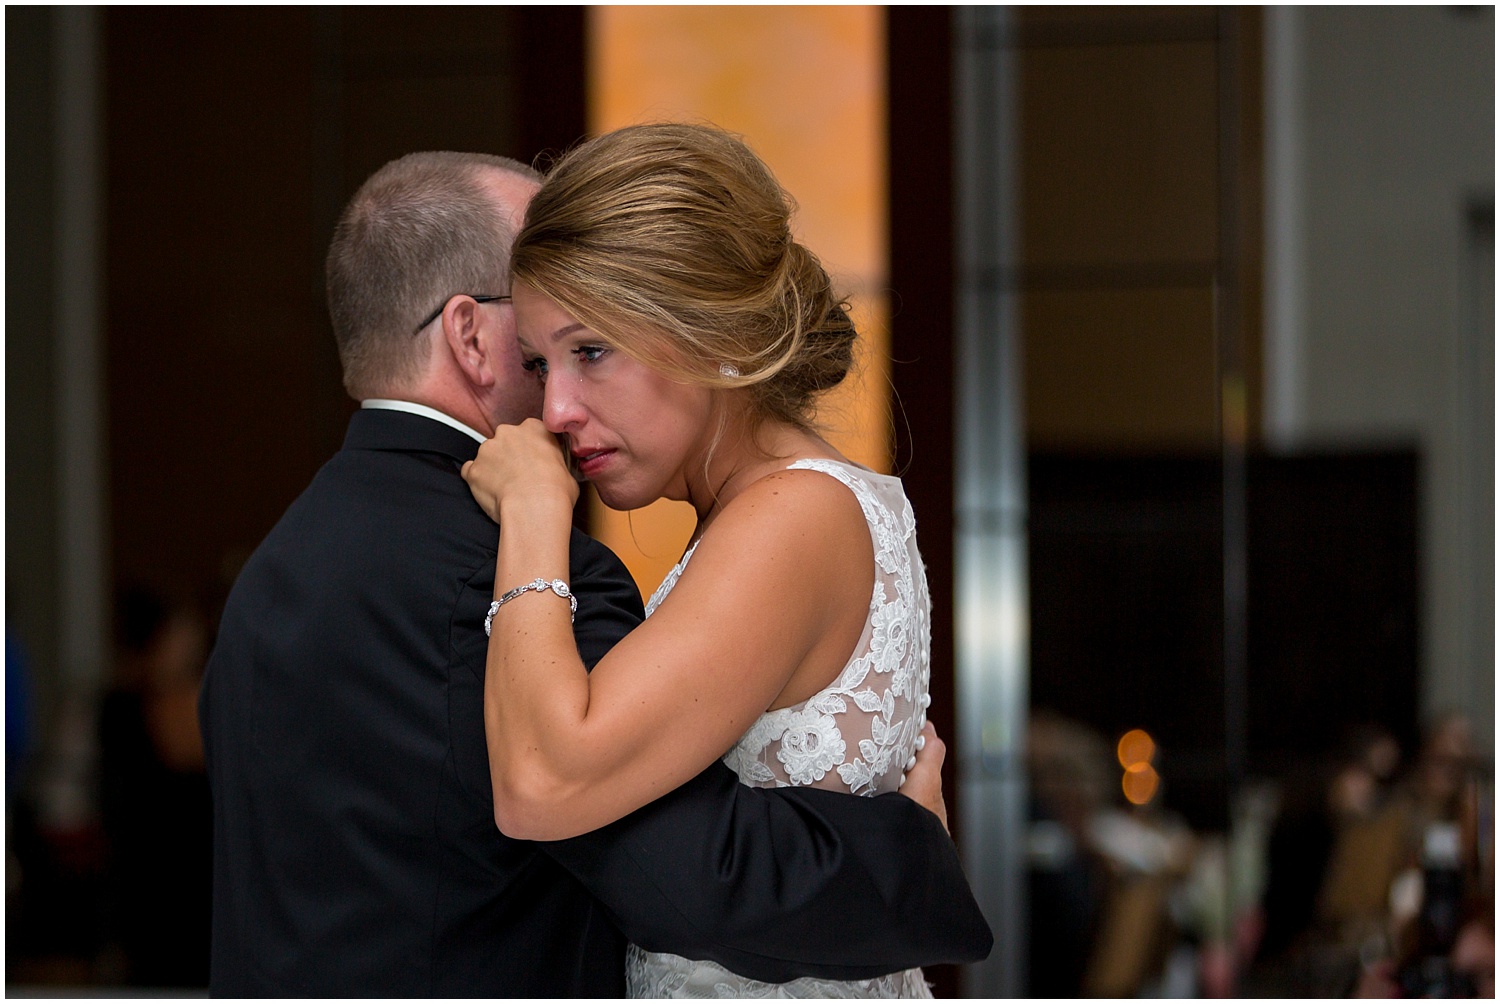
[684,418,842,532]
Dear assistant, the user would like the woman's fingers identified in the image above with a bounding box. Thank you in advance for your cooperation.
[464,420,578,520]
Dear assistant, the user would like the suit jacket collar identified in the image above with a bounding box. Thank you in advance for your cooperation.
[341,407,482,465]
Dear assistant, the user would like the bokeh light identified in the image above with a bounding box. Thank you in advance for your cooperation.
[1122,762,1160,805]
[1116,728,1155,769]
[1117,728,1159,805]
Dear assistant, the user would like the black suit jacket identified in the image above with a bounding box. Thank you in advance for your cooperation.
[200,408,991,996]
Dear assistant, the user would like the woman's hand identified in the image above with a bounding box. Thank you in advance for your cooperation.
[462,418,579,523]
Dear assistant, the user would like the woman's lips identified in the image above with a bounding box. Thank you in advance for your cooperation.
[573,448,615,479]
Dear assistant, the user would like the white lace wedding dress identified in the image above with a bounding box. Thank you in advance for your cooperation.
[625,459,935,999]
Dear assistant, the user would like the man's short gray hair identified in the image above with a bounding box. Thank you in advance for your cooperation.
[326,151,541,399]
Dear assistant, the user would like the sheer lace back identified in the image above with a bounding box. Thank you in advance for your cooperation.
[632,459,934,998]
[690,460,930,796]
[646,460,931,797]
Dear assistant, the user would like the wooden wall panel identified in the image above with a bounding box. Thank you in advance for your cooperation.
[1018,40,1219,269]
[106,9,330,599]
[1023,286,1219,449]
[104,8,581,605]
[1010,7,1261,452]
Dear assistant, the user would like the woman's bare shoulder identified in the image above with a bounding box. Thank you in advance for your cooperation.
[707,463,870,552]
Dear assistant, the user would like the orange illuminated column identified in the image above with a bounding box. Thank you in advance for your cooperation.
[586,6,889,598]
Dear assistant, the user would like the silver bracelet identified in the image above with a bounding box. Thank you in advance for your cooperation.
[485,577,577,636]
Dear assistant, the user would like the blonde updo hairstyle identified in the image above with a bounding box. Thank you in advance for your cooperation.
[510,123,857,432]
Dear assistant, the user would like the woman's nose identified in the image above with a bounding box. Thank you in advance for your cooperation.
[542,381,586,433]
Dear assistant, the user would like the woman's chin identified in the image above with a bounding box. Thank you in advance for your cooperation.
[591,482,652,513]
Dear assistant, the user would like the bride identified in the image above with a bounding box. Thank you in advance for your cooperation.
[463,123,954,998]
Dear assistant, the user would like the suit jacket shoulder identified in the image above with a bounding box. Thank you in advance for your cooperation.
[201,409,636,996]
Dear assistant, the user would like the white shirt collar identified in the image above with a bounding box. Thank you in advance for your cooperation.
[361,399,488,444]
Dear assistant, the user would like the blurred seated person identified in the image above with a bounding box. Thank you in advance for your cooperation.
[1256,714,1492,997]
[1262,723,1404,957]
[1355,712,1482,943]
[1025,712,1112,998]
[1449,901,1495,999]
[98,586,212,986]
[1402,712,1479,844]
[1026,713,1195,998]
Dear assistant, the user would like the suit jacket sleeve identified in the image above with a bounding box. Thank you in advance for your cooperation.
[538,532,993,981]
[566,527,646,672]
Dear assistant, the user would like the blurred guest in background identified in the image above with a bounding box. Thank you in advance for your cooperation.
[1258,723,1404,966]
[1448,901,1495,999]
[1403,712,1480,845]
[1025,713,1201,998]
[1387,712,1490,998]
[98,586,212,987]
[1249,713,1494,998]
[1026,711,1112,998]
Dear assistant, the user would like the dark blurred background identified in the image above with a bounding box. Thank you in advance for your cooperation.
[6,6,1493,997]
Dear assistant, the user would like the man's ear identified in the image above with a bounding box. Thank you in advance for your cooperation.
[441,296,496,389]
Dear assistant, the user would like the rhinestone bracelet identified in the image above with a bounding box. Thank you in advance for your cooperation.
[485,577,577,636]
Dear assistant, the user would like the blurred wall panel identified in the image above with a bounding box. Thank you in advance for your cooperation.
[1028,454,1227,794]
[888,8,962,995]
[1028,450,1421,814]
[1269,7,1494,748]
[106,9,331,601]
[103,8,579,606]
[1009,9,1265,836]
[1010,7,1250,452]
[7,7,63,719]
[1018,38,1219,269]
[1024,286,1219,449]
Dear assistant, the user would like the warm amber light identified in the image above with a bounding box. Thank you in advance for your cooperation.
[1117,728,1155,769]
[587,7,888,599]
[1122,763,1160,805]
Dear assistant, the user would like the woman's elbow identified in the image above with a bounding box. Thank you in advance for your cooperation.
[491,770,587,841]
[492,798,549,840]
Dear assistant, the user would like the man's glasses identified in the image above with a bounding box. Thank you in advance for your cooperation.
[414,294,511,334]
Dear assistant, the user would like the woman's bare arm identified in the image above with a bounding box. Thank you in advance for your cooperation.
[466,422,872,840]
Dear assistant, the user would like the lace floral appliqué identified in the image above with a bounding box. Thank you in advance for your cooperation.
[717,460,932,800]
[630,459,935,999]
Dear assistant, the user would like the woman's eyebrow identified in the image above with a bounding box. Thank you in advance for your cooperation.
[548,322,589,342]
